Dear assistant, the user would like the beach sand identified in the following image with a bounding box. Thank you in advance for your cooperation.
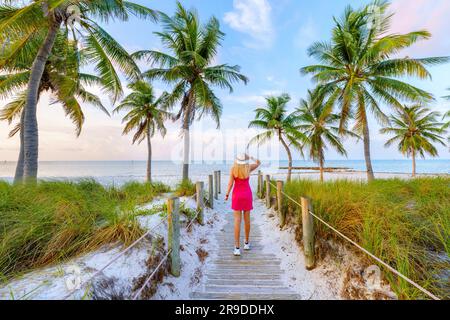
[0,171,417,300]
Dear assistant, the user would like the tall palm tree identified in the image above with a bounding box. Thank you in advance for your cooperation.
[296,90,359,182]
[114,81,169,183]
[0,30,119,183]
[248,94,305,182]
[300,1,449,182]
[134,2,248,181]
[0,0,158,182]
[380,105,447,177]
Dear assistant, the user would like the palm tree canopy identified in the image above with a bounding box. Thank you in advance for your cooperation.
[248,94,306,152]
[300,0,449,133]
[134,1,248,128]
[0,31,109,136]
[380,105,447,158]
[295,89,359,162]
[113,80,169,144]
[0,0,159,103]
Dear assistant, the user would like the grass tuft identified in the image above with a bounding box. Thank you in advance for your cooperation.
[174,179,196,197]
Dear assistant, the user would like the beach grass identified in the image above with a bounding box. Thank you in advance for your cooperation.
[174,179,196,197]
[0,179,170,280]
[278,177,449,300]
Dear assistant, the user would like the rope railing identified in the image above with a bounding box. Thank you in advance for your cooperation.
[84,171,216,300]
[126,171,217,300]
[62,219,165,300]
[264,178,440,301]
[132,249,172,300]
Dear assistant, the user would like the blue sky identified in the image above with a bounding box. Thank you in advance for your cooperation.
[1,0,449,162]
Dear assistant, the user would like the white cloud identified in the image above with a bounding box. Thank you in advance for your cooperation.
[294,17,318,49]
[224,0,275,48]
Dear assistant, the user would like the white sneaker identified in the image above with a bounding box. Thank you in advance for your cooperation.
[244,243,251,251]
[233,248,241,256]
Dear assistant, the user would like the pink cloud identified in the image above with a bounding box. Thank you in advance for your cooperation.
[387,0,450,56]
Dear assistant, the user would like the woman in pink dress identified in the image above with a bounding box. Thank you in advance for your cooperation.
[225,154,261,256]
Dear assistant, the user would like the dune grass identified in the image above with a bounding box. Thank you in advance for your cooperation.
[0,179,170,280]
[174,179,196,197]
[277,177,449,300]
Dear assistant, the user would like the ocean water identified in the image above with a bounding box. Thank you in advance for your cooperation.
[0,160,448,185]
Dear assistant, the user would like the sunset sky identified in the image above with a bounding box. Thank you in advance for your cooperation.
[1,0,449,162]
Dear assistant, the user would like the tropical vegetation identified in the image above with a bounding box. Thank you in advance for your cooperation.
[0,32,111,183]
[295,90,359,181]
[380,105,447,176]
[300,0,449,181]
[0,0,158,182]
[134,2,248,182]
[114,80,170,183]
[249,94,305,182]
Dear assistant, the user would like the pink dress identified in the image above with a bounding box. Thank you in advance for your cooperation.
[231,176,253,211]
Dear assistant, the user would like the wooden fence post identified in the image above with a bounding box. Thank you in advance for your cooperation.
[167,197,181,277]
[265,175,271,208]
[257,170,263,198]
[276,181,285,228]
[301,197,315,270]
[214,171,218,200]
[196,181,204,225]
[208,174,214,209]
[218,170,221,194]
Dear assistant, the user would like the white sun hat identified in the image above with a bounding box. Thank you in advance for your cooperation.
[235,153,248,165]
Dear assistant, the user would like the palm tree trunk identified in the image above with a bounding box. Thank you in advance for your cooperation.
[182,118,190,182]
[23,15,61,183]
[279,133,292,182]
[182,90,194,182]
[362,114,375,182]
[319,150,324,183]
[14,110,25,184]
[412,148,416,177]
[146,127,152,183]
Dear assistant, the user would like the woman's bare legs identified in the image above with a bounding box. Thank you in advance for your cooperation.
[243,211,251,244]
[234,211,242,248]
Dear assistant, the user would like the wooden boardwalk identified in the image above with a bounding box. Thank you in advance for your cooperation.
[191,204,301,300]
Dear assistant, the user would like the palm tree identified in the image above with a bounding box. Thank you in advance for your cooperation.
[0,0,158,182]
[300,1,449,182]
[248,94,305,182]
[380,105,447,177]
[134,2,248,181]
[296,90,359,182]
[114,81,169,183]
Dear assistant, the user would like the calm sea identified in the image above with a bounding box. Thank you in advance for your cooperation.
[0,160,448,185]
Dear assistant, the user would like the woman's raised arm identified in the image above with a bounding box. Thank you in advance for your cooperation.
[249,156,261,172]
